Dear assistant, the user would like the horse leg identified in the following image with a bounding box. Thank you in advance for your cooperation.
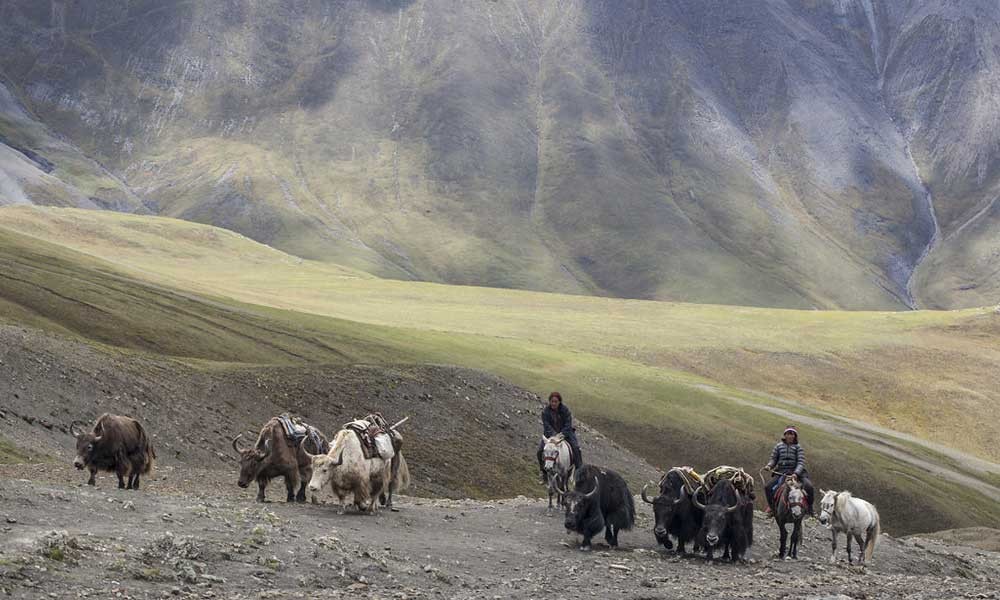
[829,530,838,564]
[790,520,800,559]
[846,531,854,565]
[778,520,788,559]
[854,534,866,565]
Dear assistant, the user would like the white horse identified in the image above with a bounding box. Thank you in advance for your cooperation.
[541,434,574,513]
[818,489,881,565]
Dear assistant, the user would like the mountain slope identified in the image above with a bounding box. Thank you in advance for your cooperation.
[1,207,999,534]
[1,1,996,308]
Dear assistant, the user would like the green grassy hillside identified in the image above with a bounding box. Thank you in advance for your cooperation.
[0,207,997,534]
[4,206,998,464]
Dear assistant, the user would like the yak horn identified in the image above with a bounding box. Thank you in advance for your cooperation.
[232,433,246,455]
[674,487,687,505]
[690,486,707,510]
[332,450,345,467]
[582,477,599,499]
[726,490,742,513]
[390,416,409,431]
[258,438,272,458]
[641,482,655,504]
[300,438,317,459]
[69,421,87,437]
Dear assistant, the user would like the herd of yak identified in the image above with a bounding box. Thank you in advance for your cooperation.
[67,413,882,566]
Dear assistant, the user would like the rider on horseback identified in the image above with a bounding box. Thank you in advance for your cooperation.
[536,391,583,484]
[763,426,815,517]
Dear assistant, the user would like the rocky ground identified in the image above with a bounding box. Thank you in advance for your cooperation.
[1,465,998,600]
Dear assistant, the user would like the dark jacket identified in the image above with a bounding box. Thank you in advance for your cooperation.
[767,442,805,476]
[542,403,574,439]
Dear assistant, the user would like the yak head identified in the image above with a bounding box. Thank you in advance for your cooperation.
[642,477,688,543]
[70,421,100,470]
[232,433,272,488]
[691,484,740,548]
[304,446,344,494]
[563,476,599,531]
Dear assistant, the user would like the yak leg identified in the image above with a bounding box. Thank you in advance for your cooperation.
[778,520,788,559]
[605,524,617,548]
[830,530,838,564]
[284,472,299,503]
[256,478,267,503]
[676,539,685,554]
[297,466,310,503]
[87,468,97,486]
[115,465,128,489]
[127,472,140,490]
[381,453,400,509]
[580,534,593,551]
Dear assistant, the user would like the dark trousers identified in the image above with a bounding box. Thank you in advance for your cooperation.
[766,473,814,513]
[537,435,582,473]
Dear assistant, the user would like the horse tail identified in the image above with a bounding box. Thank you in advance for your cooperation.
[865,506,880,562]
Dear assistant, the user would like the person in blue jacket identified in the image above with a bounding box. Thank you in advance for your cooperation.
[536,391,583,484]
[763,426,815,516]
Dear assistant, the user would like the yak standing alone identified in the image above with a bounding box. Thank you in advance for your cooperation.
[71,414,156,490]
[563,465,635,551]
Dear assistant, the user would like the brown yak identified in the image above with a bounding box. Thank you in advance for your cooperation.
[232,417,329,503]
[71,414,156,490]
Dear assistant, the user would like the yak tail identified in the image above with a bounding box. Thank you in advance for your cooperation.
[623,487,636,530]
[135,421,156,475]
[865,508,881,562]
[394,452,411,493]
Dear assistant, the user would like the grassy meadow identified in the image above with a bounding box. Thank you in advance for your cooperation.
[0,206,998,533]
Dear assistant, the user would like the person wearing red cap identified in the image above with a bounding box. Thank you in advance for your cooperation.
[763,426,814,516]
[536,391,583,484]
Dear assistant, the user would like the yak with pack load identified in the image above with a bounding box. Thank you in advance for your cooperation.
[691,466,755,562]
[232,415,329,503]
[305,414,410,514]
[641,467,704,554]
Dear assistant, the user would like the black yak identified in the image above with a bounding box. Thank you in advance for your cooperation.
[563,465,635,551]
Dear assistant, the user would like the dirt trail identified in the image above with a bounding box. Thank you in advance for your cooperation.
[1,467,998,599]
[694,384,1000,500]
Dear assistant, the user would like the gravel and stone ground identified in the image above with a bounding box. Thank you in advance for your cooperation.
[1,465,998,600]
